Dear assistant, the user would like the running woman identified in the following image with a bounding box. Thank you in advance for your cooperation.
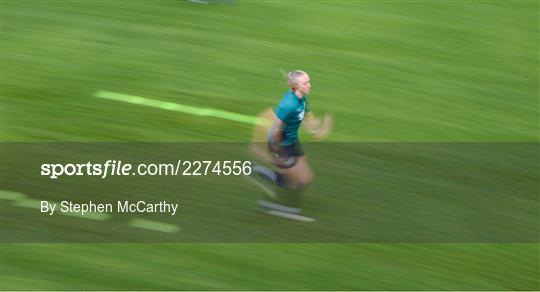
[250,70,333,217]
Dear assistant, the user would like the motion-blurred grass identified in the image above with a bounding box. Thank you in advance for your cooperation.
[2,1,538,141]
[1,0,539,290]
[3,243,537,290]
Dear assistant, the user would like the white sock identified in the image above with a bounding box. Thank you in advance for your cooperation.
[253,165,278,183]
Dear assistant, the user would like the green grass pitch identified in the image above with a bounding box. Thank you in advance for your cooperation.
[1,1,538,290]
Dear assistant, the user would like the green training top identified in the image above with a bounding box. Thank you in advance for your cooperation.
[272,90,310,146]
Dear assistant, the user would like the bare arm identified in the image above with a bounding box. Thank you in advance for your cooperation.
[249,108,276,163]
[303,112,334,140]
[270,113,285,145]
[303,112,321,133]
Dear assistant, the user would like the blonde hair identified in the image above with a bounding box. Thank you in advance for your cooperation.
[286,70,308,88]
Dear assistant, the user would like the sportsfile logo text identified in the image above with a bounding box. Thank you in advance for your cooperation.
[40,160,252,179]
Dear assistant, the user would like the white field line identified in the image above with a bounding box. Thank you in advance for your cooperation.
[95,90,271,126]
[127,218,181,233]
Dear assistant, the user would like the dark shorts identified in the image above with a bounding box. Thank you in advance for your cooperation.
[268,141,305,169]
